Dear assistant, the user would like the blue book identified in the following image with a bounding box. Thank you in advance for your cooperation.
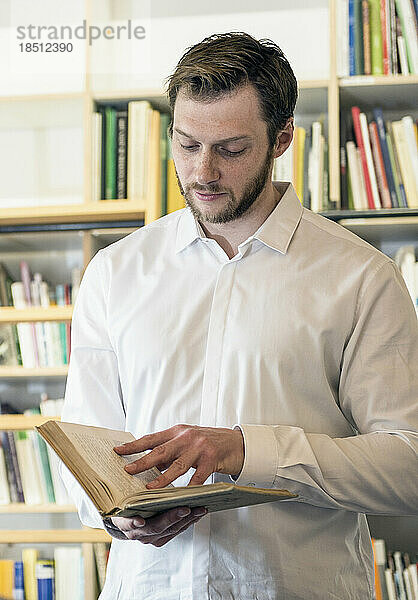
[36,560,55,600]
[13,561,25,600]
[373,108,398,207]
[348,0,356,75]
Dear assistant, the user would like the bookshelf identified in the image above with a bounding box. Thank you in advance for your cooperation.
[0,0,416,594]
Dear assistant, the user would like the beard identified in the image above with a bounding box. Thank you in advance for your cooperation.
[175,145,274,224]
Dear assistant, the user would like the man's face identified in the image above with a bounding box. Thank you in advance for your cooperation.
[171,84,275,224]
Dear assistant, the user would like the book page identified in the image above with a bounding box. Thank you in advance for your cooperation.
[57,422,160,498]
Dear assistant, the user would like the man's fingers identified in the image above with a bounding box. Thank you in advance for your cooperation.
[114,429,173,455]
[126,507,207,543]
[124,442,177,475]
[111,516,145,531]
[188,468,212,486]
[151,515,203,547]
[146,452,196,488]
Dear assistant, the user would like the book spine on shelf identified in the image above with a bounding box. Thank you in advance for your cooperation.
[354,0,365,74]
[351,106,376,208]
[349,0,356,75]
[116,110,128,200]
[0,440,11,504]
[337,0,350,77]
[373,108,399,207]
[381,0,391,74]
[369,0,384,73]
[386,122,408,206]
[395,0,418,74]
[105,107,117,200]
[362,0,372,74]
[160,113,170,216]
[91,112,102,202]
[391,119,417,207]
[2,431,25,502]
[15,430,44,505]
[369,121,392,207]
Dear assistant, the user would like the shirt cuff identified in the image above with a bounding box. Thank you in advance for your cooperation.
[232,424,278,489]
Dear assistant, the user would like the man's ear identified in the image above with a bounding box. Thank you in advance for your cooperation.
[273,118,294,159]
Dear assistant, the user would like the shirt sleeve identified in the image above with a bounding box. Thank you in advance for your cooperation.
[235,260,418,515]
[59,249,126,529]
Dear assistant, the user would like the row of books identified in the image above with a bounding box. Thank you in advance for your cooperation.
[0,262,82,368]
[91,101,185,219]
[0,543,109,600]
[341,107,418,210]
[337,0,418,77]
[0,398,72,505]
[372,539,418,600]
[273,120,332,212]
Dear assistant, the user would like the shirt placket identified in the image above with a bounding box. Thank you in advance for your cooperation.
[191,244,237,599]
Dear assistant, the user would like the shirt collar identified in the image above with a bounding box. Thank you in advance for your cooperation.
[175,182,303,255]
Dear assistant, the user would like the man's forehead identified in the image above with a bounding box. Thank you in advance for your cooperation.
[173,86,265,139]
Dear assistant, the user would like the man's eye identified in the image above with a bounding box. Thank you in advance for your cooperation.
[219,148,245,157]
[180,144,198,151]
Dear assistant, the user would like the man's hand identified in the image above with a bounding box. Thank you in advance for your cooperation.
[114,425,244,488]
[106,506,207,546]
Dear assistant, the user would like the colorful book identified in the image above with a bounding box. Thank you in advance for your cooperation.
[391,119,417,207]
[369,121,392,207]
[354,0,365,74]
[369,0,384,74]
[363,0,372,74]
[373,108,398,207]
[166,137,186,214]
[116,110,128,200]
[395,0,418,74]
[105,106,117,199]
[22,549,38,600]
[351,107,375,208]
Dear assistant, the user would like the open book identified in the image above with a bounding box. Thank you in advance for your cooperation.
[36,421,297,518]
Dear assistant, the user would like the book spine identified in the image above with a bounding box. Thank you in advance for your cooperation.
[160,113,170,216]
[105,107,117,200]
[395,0,418,73]
[381,0,391,74]
[337,0,350,77]
[369,121,392,207]
[0,443,11,504]
[20,262,40,366]
[13,561,25,600]
[22,549,38,600]
[369,0,384,74]
[5,431,25,502]
[360,111,382,207]
[386,124,408,206]
[392,120,417,206]
[302,129,311,209]
[36,560,54,600]
[401,115,418,193]
[373,108,399,207]
[116,111,128,200]
[91,112,102,202]
[389,0,398,73]
[351,106,375,208]
[64,283,72,362]
[349,0,357,75]
[354,0,365,74]
[363,0,372,74]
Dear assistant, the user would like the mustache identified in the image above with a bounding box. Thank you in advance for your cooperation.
[189,184,228,194]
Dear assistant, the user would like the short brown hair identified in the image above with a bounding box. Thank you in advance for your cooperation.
[165,32,298,148]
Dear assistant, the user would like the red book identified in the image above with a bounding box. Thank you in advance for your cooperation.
[380,0,390,75]
[369,121,392,208]
[351,106,375,209]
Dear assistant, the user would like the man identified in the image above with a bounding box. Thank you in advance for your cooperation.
[61,33,418,599]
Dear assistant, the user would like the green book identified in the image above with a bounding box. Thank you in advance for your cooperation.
[160,114,170,216]
[25,408,56,503]
[105,106,117,199]
[368,0,383,74]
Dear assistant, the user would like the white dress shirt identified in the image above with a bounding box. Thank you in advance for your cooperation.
[61,182,418,600]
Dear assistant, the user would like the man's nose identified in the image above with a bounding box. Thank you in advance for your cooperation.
[195,150,220,186]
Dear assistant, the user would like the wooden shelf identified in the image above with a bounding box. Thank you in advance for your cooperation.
[0,504,76,514]
[0,366,68,379]
[0,201,145,226]
[0,528,111,543]
[0,306,73,323]
[0,414,60,430]
[339,74,418,87]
